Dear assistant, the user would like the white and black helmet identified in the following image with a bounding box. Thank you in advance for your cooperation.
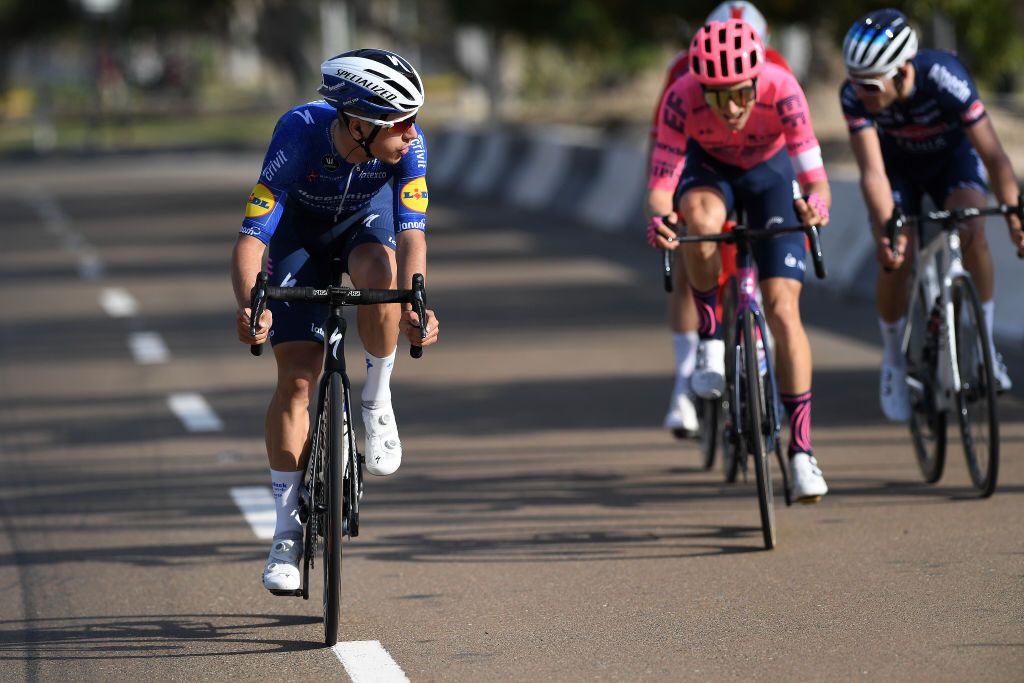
[843,9,918,76]
[705,2,769,44]
[317,48,424,117]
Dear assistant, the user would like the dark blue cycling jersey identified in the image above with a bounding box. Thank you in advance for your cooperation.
[239,100,428,244]
[840,49,987,159]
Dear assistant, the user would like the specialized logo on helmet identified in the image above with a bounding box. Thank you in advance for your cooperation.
[399,177,429,212]
[245,183,275,218]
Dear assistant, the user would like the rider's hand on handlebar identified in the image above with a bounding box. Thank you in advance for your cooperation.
[794,194,829,228]
[877,233,908,271]
[237,306,273,345]
[648,214,680,250]
[1006,210,1024,258]
[401,308,439,348]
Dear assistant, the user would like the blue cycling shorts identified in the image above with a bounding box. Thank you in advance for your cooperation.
[266,187,396,346]
[885,136,989,215]
[674,139,807,282]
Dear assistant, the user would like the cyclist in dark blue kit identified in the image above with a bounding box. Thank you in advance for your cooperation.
[840,10,1023,422]
[230,49,439,592]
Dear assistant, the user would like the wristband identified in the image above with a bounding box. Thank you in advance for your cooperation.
[647,216,663,247]
[804,192,829,223]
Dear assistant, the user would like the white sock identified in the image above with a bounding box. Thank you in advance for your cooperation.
[879,317,907,367]
[982,299,997,357]
[362,348,396,409]
[270,469,303,540]
[671,331,699,395]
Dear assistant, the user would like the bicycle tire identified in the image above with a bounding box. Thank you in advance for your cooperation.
[906,282,947,483]
[743,311,775,550]
[721,277,741,483]
[698,397,719,470]
[322,373,344,646]
[951,276,999,497]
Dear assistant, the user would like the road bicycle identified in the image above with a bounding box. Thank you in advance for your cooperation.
[886,204,1020,497]
[669,213,827,549]
[248,267,427,645]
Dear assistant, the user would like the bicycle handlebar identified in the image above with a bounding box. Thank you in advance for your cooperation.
[248,271,428,359]
[885,204,1023,259]
[672,223,828,280]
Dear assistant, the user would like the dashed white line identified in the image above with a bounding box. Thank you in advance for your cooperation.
[129,332,170,365]
[333,641,410,683]
[100,287,139,318]
[167,392,223,432]
[78,248,105,280]
[229,486,276,539]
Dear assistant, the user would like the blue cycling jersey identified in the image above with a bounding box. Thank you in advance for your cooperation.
[239,100,428,245]
[840,49,987,159]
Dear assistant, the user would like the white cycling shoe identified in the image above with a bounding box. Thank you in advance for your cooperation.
[691,339,726,399]
[992,352,1012,393]
[262,536,302,592]
[663,388,699,437]
[363,403,402,476]
[879,361,911,422]
[789,452,828,504]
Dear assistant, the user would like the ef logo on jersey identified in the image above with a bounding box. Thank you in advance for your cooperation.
[400,176,429,213]
[246,183,276,218]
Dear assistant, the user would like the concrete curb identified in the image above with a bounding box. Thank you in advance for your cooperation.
[428,127,1023,347]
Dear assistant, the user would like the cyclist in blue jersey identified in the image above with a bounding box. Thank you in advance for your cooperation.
[840,10,1023,422]
[230,49,439,592]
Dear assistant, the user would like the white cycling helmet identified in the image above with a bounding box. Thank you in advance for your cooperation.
[843,9,918,76]
[706,2,769,44]
[318,48,424,117]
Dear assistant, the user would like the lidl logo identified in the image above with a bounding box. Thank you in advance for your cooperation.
[399,177,429,213]
[246,183,276,218]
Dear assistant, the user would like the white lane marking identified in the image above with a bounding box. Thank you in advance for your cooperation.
[100,287,139,318]
[167,392,223,432]
[230,486,276,539]
[333,641,410,683]
[26,191,107,278]
[129,332,170,365]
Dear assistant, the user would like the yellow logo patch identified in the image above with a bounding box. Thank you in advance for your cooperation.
[245,183,276,218]
[399,177,429,213]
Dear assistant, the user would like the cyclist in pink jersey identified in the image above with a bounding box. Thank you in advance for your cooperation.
[645,2,789,438]
[647,19,831,502]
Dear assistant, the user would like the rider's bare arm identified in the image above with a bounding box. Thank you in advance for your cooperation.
[231,234,271,344]
[965,118,1024,253]
[396,229,438,346]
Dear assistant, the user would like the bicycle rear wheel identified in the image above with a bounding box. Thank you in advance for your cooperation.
[322,373,344,646]
[906,283,946,483]
[951,276,999,497]
[743,311,775,550]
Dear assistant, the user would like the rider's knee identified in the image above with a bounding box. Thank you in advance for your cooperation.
[349,247,396,289]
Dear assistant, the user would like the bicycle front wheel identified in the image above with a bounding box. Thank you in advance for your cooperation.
[951,276,999,497]
[698,397,719,470]
[322,373,344,646]
[906,282,946,483]
[743,311,775,550]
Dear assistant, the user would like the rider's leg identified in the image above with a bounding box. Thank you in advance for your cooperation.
[346,241,404,475]
[263,340,322,590]
[761,277,812,449]
[665,261,700,432]
[679,188,729,399]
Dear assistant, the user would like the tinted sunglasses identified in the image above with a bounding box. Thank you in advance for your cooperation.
[347,110,418,132]
[849,67,899,94]
[702,82,757,110]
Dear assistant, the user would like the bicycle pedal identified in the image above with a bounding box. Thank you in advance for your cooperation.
[268,588,304,597]
[795,495,823,505]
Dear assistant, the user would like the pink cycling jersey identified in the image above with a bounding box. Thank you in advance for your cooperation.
[649,62,827,193]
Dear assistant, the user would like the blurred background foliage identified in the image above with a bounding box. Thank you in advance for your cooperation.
[1,0,1021,153]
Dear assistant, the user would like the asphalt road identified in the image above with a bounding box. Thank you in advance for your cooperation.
[1,153,1021,681]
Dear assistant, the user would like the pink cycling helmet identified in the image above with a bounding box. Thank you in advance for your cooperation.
[690,19,765,86]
